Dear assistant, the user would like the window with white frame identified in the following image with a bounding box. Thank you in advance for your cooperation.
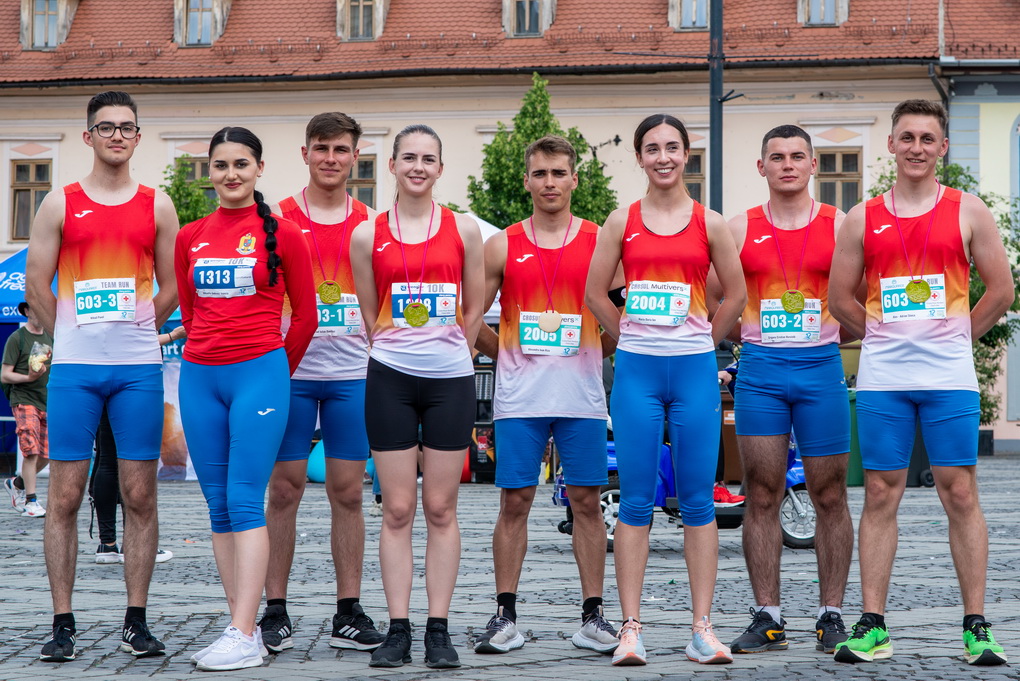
[336,0,387,40]
[349,0,373,39]
[20,0,78,50]
[670,0,707,30]
[802,0,847,26]
[174,0,230,46]
[349,155,376,208]
[32,0,58,48]
[503,0,554,37]
[816,148,861,213]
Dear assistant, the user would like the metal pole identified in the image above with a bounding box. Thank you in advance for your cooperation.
[708,0,723,213]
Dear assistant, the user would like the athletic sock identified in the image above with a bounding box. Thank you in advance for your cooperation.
[581,597,603,622]
[26,493,37,503]
[862,612,885,629]
[496,592,517,622]
[818,606,842,619]
[13,475,24,490]
[53,613,75,631]
[760,605,781,622]
[125,606,146,625]
[390,617,411,631]
[267,598,287,614]
[337,598,358,616]
[963,614,986,630]
[426,617,448,630]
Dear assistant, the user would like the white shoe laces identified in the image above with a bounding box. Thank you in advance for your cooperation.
[693,616,725,650]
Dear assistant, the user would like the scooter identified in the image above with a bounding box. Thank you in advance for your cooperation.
[553,435,815,551]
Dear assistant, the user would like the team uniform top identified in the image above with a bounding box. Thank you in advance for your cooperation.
[175,205,317,374]
[739,203,841,347]
[279,196,369,381]
[858,187,976,392]
[618,199,714,356]
[54,182,162,365]
[369,206,473,379]
[494,219,607,420]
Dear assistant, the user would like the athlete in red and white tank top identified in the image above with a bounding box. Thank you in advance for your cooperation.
[54,182,161,365]
[858,187,976,391]
[740,203,840,347]
[618,199,714,356]
[368,206,472,378]
[495,219,606,419]
[279,195,370,381]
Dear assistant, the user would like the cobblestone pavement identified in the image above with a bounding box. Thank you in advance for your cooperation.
[2,455,1019,680]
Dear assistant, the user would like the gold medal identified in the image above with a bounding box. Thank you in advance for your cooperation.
[403,302,430,327]
[781,290,806,314]
[318,280,342,305]
[537,311,562,333]
[904,279,931,303]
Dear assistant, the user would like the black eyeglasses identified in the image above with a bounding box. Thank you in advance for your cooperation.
[89,122,140,139]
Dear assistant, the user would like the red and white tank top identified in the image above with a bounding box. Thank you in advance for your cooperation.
[858,187,976,391]
[739,204,840,348]
[495,219,607,420]
[280,196,369,381]
[54,183,161,365]
[369,206,473,378]
[618,199,714,356]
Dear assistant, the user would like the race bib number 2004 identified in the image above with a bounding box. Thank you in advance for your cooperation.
[624,280,690,326]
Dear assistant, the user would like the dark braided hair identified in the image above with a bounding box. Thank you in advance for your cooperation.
[209,126,281,286]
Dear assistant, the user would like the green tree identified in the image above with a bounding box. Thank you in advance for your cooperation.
[464,73,617,227]
[870,160,1020,424]
[160,155,217,226]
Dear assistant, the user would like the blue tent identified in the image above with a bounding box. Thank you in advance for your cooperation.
[0,247,179,322]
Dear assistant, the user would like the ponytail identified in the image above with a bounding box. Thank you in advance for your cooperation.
[254,190,280,286]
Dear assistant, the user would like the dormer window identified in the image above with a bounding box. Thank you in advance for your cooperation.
[20,0,78,50]
[174,0,231,47]
[503,0,555,37]
[670,0,708,30]
[336,0,388,40]
[802,0,848,26]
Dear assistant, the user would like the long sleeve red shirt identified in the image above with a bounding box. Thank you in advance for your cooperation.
[175,205,316,373]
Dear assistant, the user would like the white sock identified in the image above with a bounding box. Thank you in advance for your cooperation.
[818,606,842,619]
[759,605,781,622]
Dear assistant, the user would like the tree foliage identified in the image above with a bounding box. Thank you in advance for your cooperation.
[464,73,617,227]
[160,155,217,226]
[870,160,1020,424]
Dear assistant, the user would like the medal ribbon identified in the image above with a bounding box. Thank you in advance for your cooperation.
[392,201,437,306]
[302,188,350,286]
[527,216,573,312]
[889,181,941,282]
[765,199,815,293]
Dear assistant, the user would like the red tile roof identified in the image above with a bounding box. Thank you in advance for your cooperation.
[943,0,1020,60]
[0,0,941,86]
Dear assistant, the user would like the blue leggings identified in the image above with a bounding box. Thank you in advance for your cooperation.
[180,349,290,533]
[611,349,720,527]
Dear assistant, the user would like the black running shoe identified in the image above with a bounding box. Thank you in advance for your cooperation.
[424,620,461,669]
[330,602,386,651]
[815,611,849,653]
[40,624,77,662]
[119,619,166,658]
[257,604,293,653]
[369,621,413,668]
[729,607,788,653]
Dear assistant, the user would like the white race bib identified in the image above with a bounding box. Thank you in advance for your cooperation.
[760,298,822,343]
[880,274,946,323]
[74,278,136,324]
[518,311,582,356]
[390,282,458,328]
[194,258,257,298]
[315,293,362,337]
[624,280,690,326]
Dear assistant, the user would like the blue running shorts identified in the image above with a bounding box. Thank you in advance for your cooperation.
[277,379,369,462]
[494,417,608,489]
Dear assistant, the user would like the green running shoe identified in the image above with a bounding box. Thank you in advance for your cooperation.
[833,615,892,663]
[963,621,1007,666]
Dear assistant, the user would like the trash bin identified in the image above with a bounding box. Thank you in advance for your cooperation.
[846,389,864,487]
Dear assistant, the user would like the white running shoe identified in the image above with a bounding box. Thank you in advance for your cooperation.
[195,626,263,671]
[686,616,733,664]
[191,626,230,665]
[474,607,525,654]
[22,500,46,517]
[612,618,647,666]
[4,477,25,511]
[571,605,619,654]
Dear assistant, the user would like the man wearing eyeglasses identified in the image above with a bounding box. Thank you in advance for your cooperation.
[26,91,180,663]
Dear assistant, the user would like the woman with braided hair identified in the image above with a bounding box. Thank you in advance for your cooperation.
[174,126,316,671]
